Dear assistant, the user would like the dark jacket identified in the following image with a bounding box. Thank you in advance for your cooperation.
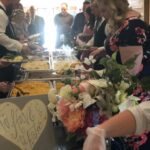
[94,18,107,47]
[71,12,85,38]
[28,15,45,45]
[0,6,17,98]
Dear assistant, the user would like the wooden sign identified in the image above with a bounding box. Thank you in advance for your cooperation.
[0,95,57,150]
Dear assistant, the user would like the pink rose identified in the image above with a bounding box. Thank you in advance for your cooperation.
[72,86,79,94]
[57,99,70,118]
[79,82,90,92]
[79,84,86,93]
[62,108,85,132]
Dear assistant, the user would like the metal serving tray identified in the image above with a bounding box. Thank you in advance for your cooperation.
[8,81,52,97]
[15,70,28,83]
[21,60,51,72]
[26,71,74,81]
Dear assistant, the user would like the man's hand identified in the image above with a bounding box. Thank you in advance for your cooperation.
[21,44,32,55]
[0,61,11,68]
[28,43,44,51]
[0,82,14,93]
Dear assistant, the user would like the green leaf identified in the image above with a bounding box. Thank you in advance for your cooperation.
[112,52,117,60]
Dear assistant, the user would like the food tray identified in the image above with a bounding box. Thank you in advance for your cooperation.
[27,71,53,81]
[9,81,52,97]
[27,55,49,61]
[0,59,28,63]
[15,70,28,83]
[27,50,49,61]
[27,72,74,81]
[21,60,51,72]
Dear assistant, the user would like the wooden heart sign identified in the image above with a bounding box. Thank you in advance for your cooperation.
[0,100,47,150]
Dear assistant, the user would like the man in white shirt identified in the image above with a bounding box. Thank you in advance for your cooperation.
[0,0,30,57]
[0,0,30,98]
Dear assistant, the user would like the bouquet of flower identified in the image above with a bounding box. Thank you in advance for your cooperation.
[48,53,150,149]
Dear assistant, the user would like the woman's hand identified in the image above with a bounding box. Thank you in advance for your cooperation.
[83,127,106,150]
[90,47,105,58]
[76,34,86,46]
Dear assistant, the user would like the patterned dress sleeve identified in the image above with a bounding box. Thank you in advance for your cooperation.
[118,19,147,47]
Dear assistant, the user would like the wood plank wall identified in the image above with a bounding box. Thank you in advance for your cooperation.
[144,0,150,24]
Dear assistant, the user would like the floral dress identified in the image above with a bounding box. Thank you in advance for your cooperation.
[105,18,150,150]
[105,17,150,78]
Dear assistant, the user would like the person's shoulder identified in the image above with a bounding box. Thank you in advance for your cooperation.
[76,12,84,17]
[128,18,147,28]
[54,13,61,18]
[74,12,84,21]
[55,13,61,16]
[36,15,44,21]
[0,9,8,22]
[127,19,149,34]
[35,15,42,19]
[67,13,73,18]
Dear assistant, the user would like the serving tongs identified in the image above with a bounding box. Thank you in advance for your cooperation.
[14,86,29,95]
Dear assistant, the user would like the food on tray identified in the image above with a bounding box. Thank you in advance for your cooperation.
[22,61,49,70]
[10,81,50,97]
[54,61,70,74]
[13,56,23,61]
[70,62,81,68]
[74,45,90,51]
[0,54,24,62]
[54,60,81,74]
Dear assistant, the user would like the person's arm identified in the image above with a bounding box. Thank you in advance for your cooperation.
[76,33,86,46]
[90,46,105,58]
[83,110,136,150]
[69,14,73,27]
[119,46,143,75]
[0,82,14,93]
[86,36,94,46]
[0,10,23,52]
[99,101,150,137]
[54,14,58,26]
[99,110,136,137]
[83,101,150,150]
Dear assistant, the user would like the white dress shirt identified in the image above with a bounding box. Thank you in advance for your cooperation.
[0,1,22,52]
[128,101,150,135]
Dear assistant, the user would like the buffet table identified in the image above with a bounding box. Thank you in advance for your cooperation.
[0,49,85,150]
[0,48,115,150]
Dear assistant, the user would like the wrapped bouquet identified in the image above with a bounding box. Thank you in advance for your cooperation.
[48,53,150,149]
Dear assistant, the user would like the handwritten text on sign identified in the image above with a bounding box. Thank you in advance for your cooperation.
[0,100,47,150]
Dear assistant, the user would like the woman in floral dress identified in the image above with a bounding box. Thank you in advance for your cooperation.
[83,0,150,149]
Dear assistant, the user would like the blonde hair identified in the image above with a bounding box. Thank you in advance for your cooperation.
[96,0,130,32]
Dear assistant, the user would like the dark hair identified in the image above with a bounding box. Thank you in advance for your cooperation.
[86,7,92,15]
[83,1,90,5]
[86,7,95,29]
